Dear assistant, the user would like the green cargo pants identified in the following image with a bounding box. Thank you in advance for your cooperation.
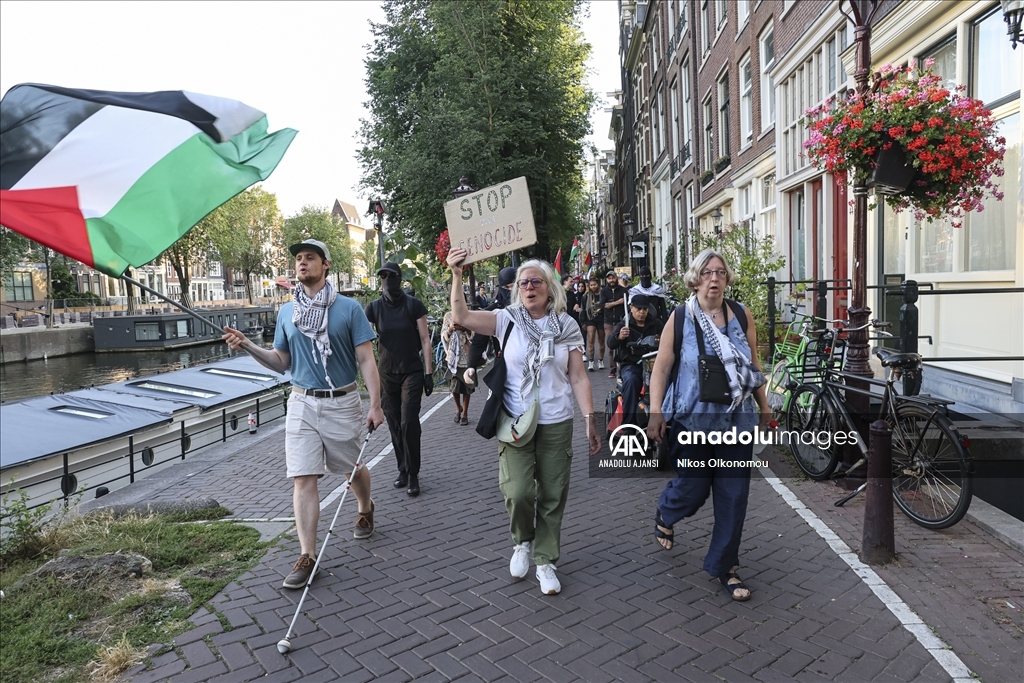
[498,419,573,566]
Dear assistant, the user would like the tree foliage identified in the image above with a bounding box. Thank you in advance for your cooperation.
[283,205,354,282]
[161,223,212,308]
[207,186,283,304]
[359,0,594,262]
[0,227,31,282]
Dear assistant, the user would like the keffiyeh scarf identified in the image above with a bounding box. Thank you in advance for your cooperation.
[293,280,338,388]
[688,295,765,411]
[506,305,585,406]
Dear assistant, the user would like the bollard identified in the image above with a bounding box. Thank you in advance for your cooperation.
[248,410,258,434]
[767,277,777,361]
[862,419,896,564]
[815,280,828,324]
[899,280,921,396]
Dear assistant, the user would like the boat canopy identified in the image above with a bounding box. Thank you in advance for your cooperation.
[1,356,291,469]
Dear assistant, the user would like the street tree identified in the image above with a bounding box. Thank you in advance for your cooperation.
[208,186,284,304]
[0,226,31,284]
[283,205,354,285]
[359,0,594,261]
[161,223,212,309]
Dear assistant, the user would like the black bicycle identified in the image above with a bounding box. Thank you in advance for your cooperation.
[785,321,973,529]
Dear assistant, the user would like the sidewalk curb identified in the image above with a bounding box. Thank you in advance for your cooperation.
[965,495,1024,555]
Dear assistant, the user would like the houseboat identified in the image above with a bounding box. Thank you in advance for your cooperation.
[91,306,275,352]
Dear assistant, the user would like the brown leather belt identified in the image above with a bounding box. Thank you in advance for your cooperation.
[292,383,357,398]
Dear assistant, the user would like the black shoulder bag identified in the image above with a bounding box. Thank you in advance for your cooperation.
[693,305,734,405]
[476,321,515,440]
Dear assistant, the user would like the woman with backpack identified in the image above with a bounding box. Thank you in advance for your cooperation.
[645,248,769,602]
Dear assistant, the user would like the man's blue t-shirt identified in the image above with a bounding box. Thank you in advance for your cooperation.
[274,297,376,390]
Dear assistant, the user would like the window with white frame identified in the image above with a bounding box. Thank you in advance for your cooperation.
[718,71,731,159]
[760,172,777,238]
[740,53,753,145]
[682,61,694,165]
[674,193,683,269]
[738,183,752,221]
[652,18,660,74]
[655,93,663,156]
[738,0,749,29]
[715,0,727,29]
[670,84,679,159]
[657,90,666,155]
[701,0,710,55]
[703,96,714,169]
[759,24,775,130]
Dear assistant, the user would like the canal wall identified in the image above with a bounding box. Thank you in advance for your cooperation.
[0,326,94,363]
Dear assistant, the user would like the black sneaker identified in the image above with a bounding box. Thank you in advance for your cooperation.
[282,554,316,589]
[393,473,409,488]
[608,369,617,378]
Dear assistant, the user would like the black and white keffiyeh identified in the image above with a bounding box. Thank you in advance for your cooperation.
[688,296,765,411]
[293,280,338,388]
[506,305,584,406]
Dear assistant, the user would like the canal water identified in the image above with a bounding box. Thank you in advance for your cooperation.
[0,340,273,404]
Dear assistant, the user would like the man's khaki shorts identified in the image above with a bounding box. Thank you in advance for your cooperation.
[285,390,365,477]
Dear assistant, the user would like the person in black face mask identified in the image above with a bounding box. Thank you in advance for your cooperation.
[629,266,668,321]
[466,266,516,370]
[365,262,433,496]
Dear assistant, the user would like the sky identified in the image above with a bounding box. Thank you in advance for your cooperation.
[0,0,621,220]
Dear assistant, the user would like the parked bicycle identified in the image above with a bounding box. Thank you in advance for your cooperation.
[784,320,972,529]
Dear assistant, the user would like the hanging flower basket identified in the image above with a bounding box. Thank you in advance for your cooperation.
[801,61,1006,228]
[867,135,916,195]
[435,229,468,273]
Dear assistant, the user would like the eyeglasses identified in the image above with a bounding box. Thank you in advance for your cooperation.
[379,271,397,279]
[518,278,546,289]
[700,269,728,279]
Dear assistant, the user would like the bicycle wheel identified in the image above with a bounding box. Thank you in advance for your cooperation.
[432,344,449,385]
[785,384,840,480]
[766,361,790,419]
[888,403,972,529]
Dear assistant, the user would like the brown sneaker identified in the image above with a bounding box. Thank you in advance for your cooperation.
[353,500,374,539]
[282,553,316,589]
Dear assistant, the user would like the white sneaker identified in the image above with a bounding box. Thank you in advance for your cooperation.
[510,541,531,579]
[536,564,561,595]
[588,361,595,372]
[598,360,605,370]
[582,353,589,362]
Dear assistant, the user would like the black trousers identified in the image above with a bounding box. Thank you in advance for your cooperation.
[381,370,424,477]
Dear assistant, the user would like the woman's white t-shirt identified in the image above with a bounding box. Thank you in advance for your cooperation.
[493,308,576,424]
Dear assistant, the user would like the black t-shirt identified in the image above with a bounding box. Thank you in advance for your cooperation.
[365,294,428,374]
[599,284,628,320]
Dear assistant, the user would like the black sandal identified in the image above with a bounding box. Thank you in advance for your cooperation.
[719,570,751,602]
[654,511,674,550]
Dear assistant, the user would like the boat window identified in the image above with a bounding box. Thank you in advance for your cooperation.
[129,381,220,399]
[50,406,113,419]
[201,368,276,381]
[135,322,161,341]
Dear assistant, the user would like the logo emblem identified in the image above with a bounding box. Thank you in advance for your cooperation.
[608,424,649,458]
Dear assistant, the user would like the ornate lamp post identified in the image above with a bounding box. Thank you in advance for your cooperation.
[367,199,386,277]
[837,0,882,478]
[1003,0,1024,48]
[451,177,479,307]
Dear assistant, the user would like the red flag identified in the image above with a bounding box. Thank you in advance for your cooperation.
[553,248,564,276]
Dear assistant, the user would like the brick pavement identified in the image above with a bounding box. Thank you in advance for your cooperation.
[122,369,1022,682]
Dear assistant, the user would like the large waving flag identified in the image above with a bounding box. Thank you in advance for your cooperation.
[0,84,296,276]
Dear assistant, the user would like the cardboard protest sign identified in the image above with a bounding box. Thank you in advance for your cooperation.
[443,176,537,265]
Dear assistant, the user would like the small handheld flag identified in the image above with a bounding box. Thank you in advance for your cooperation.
[0,84,297,277]
[553,248,564,277]
[569,237,580,263]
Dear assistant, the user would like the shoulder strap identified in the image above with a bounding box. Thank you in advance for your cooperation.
[496,320,514,357]
[725,298,748,334]
[669,304,687,385]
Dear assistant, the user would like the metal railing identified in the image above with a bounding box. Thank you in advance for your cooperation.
[1,389,291,515]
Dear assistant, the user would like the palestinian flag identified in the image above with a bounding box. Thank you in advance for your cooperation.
[553,247,564,277]
[0,84,296,276]
[570,237,581,264]
[583,251,592,267]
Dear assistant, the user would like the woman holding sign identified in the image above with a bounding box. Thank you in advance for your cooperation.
[446,247,601,595]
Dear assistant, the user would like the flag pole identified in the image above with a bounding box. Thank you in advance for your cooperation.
[118,274,283,373]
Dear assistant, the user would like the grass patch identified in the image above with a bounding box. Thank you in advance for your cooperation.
[0,508,266,683]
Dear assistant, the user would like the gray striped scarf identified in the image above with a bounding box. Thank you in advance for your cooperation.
[688,296,765,411]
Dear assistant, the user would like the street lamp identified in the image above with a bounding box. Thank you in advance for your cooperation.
[1004,1,1024,48]
[711,207,723,235]
[367,199,386,275]
[451,177,479,306]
